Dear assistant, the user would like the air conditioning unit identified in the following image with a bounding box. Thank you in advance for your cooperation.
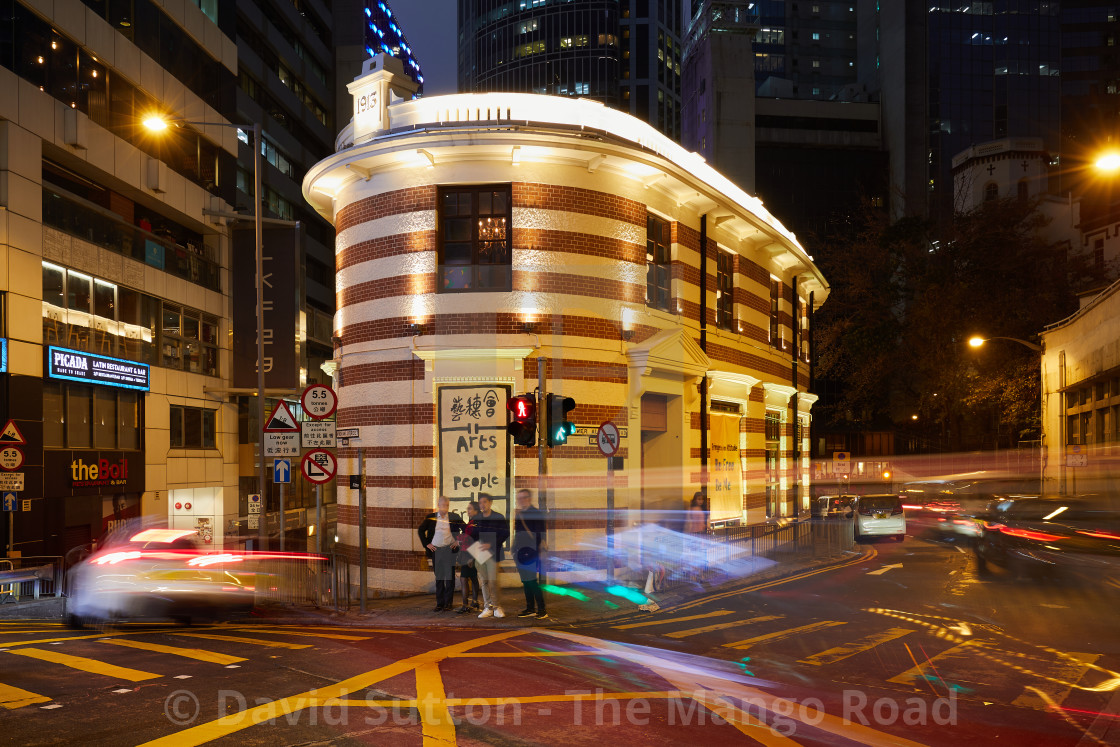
[146,155,167,193]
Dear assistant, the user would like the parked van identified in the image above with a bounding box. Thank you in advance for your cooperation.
[853,494,906,542]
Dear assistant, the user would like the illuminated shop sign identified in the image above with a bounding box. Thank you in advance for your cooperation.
[47,346,150,391]
[0,338,6,372]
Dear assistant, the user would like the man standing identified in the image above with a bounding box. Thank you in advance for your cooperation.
[417,496,464,612]
[513,488,548,619]
[470,493,509,618]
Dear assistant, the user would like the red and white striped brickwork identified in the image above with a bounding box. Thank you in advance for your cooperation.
[305,81,828,594]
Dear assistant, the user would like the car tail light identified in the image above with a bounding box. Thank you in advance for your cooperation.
[997,526,1063,542]
[1077,529,1120,541]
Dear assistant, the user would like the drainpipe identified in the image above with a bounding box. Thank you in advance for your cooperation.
[699,215,709,496]
[791,278,800,517]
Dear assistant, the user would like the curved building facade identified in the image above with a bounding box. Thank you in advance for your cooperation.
[458,0,621,105]
[305,58,828,593]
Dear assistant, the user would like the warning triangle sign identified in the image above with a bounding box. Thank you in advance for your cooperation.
[0,420,25,445]
[263,401,300,432]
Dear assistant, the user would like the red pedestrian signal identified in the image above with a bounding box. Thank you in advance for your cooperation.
[507,394,537,447]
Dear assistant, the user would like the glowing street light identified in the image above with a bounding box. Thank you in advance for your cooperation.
[144,113,269,549]
[968,336,1041,353]
[1095,152,1120,173]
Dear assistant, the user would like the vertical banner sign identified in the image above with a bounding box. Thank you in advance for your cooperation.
[709,413,743,523]
[231,225,301,389]
[438,385,511,516]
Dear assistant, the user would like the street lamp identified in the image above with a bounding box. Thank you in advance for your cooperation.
[1094,152,1120,173]
[967,335,1042,353]
[144,115,267,549]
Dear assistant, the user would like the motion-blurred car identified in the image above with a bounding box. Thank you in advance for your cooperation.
[974,496,1120,580]
[853,494,906,541]
[66,527,254,628]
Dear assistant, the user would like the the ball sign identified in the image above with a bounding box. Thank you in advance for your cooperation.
[301,385,338,420]
[301,449,337,484]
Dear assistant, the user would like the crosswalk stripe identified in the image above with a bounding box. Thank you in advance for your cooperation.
[613,610,735,630]
[799,627,915,666]
[0,682,52,709]
[663,615,784,639]
[8,648,160,681]
[722,621,847,650]
[224,628,370,641]
[100,639,247,665]
[887,642,977,686]
[169,632,311,649]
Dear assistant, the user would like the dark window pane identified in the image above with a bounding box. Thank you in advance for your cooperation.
[202,409,216,449]
[170,405,183,448]
[184,407,202,448]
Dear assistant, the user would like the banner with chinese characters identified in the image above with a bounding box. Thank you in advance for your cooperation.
[709,413,743,523]
[437,385,511,516]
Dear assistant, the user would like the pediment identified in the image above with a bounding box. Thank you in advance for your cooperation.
[627,328,711,379]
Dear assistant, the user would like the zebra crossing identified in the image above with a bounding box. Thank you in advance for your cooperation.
[0,622,411,711]
[608,607,1116,713]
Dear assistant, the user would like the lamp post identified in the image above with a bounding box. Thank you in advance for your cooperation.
[145,116,268,549]
[967,335,1042,353]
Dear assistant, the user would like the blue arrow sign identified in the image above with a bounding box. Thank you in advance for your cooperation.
[273,458,292,484]
[1,493,16,512]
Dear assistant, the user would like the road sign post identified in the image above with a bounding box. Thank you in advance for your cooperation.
[597,422,621,581]
[273,458,292,484]
[263,401,300,549]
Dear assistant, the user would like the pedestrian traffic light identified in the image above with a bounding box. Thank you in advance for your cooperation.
[546,393,577,446]
[507,394,536,447]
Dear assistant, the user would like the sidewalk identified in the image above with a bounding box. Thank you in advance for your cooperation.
[251,544,871,629]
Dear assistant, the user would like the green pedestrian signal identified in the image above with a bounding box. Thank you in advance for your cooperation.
[546,393,576,446]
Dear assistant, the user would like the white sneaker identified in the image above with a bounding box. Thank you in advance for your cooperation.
[478,607,494,619]
[493,607,506,618]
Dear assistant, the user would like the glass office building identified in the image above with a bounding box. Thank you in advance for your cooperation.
[364,0,424,93]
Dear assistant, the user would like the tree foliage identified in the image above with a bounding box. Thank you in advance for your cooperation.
[814,197,1076,451]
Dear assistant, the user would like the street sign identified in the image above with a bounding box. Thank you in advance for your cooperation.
[301,420,336,449]
[263,432,300,458]
[1067,454,1088,468]
[301,385,338,420]
[349,474,361,490]
[273,458,292,484]
[21,499,29,512]
[247,515,260,530]
[833,451,850,472]
[301,449,337,484]
[248,493,262,515]
[596,421,620,457]
[1,493,15,512]
[0,473,24,491]
[0,446,24,471]
[0,419,25,445]
[263,401,300,432]
[337,428,359,439]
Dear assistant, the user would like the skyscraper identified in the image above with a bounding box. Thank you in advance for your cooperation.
[457,0,683,139]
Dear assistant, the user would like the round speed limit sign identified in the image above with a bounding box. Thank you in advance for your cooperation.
[301,385,337,420]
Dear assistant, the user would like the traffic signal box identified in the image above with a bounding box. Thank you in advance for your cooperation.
[546,394,576,446]
[507,394,537,447]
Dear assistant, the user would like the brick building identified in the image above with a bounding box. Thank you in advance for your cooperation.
[303,56,829,593]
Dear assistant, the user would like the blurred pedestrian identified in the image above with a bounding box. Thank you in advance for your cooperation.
[468,493,509,619]
[513,488,548,619]
[456,501,482,613]
[417,496,464,612]
[684,491,709,534]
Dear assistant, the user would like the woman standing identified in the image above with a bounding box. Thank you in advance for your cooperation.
[456,501,482,613]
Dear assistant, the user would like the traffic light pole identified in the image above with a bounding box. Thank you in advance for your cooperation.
[538,356,548,583]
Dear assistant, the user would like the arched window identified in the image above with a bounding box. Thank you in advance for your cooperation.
[984,182,999,202]
[1017,180,1029,202]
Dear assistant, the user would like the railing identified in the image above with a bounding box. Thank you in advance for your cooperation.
[250,553,350,612]
[43,187,221,292]
[0,556,65,602]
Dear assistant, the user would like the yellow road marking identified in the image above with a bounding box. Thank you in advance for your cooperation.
[544,628,930,747]
[664,615,784,639]
[668,546,878,615]
[887,642,977,687]
[416,662,455,746]
[799,627,915,666]
[168,633,311,650]
[0,629,175,648]
[223,628,370,641]
[100,638,247,665]
[0,630,42,635]
[1012,652,1100,709]
[449,651,604,658]
[690,689,804,747]
[8,648,160,681]
[723,621,847,650]
[0,682,52,709]
[225,625,414,635]
[613,610,736,630]
[137,629,527,746]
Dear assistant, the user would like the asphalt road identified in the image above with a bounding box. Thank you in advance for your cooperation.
[2,533,1118,746]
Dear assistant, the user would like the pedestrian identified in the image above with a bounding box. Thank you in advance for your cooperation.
[684,491,708,534]
[417,496,464,612]
[467,492,509,619]
[456,501,482,613]
[513,488,548,620]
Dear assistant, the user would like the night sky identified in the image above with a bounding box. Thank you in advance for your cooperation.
[390,1,458,96]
